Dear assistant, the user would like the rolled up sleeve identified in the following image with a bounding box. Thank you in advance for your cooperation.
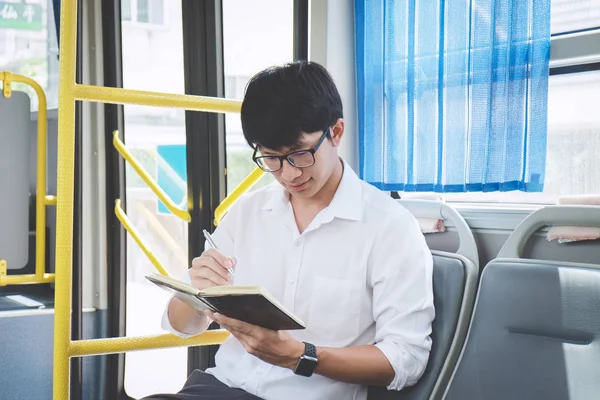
[369,210,435,390]
[159,270,206,338]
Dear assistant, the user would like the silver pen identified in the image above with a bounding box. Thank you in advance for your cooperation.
[203,229,236,278]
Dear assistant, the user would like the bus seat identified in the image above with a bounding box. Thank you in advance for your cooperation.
[368,200,479,400]
[443,205,600,400]
[0,90,31,269]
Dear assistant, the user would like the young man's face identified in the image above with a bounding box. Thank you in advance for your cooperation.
[256,122,343,200]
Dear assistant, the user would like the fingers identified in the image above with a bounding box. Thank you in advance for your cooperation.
[211,314,269,359]
[212,313,252,333]
[191,270,228,287]
[212,314,254,348]
[190,249,235,289]
[204,248,236,271]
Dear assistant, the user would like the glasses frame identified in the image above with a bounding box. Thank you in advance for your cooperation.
[252,128,330,172]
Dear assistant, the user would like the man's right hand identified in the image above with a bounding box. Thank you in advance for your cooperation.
[167,249,235,336]
[189,248,236,290]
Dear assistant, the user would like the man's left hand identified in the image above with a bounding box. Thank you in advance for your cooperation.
[209,312,305,370]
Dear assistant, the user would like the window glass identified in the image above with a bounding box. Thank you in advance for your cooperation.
[0,0,59,111]
[435,2,600,205]
[149,0,164,24]
[444,70,600,204]
[552,0,600,34]
[222,0,294,194]
[122,0,187,397]
[122,0,132,21]
[123,0,164,25]
[137,0,149,23]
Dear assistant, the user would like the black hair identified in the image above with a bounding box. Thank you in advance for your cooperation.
[240,61,343,151]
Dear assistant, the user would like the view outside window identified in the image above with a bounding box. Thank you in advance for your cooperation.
[0,0,58,111]
[222,0,292,193]
[551,0,600,34]
[442,3,600,204]
[445,70,600,204]
[122,0,292,397]
[121,0,187,396]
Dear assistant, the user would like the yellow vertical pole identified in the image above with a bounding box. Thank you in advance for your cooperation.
[35,80,47,279]
[53,0,77,398]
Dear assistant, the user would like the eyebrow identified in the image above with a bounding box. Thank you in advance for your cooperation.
[261,141,310,155]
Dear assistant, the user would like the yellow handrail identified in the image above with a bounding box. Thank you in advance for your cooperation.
[0,71,53,286]
[75,84,241,113]
[113,130,191,222]
[53,1,243,398]
[69,330,230,357]
[214,167,266,225]
[114,199,171,277]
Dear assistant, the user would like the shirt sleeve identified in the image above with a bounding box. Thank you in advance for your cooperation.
[161,197,242,338]
[369,208,435,391]
[160,269,205,338]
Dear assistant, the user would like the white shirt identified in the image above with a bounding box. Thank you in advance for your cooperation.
[162,161,434,400]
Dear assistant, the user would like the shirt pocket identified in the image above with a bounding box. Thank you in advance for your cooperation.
[307,275,363,346]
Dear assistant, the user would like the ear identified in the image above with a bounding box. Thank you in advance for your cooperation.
[329,118,345,147]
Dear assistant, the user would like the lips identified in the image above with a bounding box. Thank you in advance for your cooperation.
[286,180,310,192]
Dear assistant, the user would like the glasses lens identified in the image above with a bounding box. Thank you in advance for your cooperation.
[256,156,281,171]
[288,151,314,168]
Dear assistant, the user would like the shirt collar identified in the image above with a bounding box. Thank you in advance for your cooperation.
[261,158,362,222]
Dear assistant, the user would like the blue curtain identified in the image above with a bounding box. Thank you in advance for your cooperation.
[355,0,551,192]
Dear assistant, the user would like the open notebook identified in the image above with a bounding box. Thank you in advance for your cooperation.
[146,273,305,331]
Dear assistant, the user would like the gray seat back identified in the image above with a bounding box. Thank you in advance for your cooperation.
[0,91,31,269]
[443,205,600,400]
[368,200,478,400]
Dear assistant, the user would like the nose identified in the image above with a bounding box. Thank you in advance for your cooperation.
[280,159,302,181]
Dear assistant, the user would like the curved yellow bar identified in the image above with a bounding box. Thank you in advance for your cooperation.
[113,131,191,222]
[45,195,57,205]
[214,167,265,225]
[114,199,171,277]
[69,330,230,357]
[0,72,48,282]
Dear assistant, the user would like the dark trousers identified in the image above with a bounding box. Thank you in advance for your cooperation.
[141,370,263,400]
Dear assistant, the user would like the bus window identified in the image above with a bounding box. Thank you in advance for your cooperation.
[444,70,600,205]
[121,0,188,397]
[432,2,600,205]
[121,0,292,397]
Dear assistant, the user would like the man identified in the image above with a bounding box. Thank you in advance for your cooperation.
[144,61,434,400]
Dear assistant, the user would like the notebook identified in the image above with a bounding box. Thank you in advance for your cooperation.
[146,273,305,331]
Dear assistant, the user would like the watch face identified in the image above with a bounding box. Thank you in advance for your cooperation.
[295,355,318,377]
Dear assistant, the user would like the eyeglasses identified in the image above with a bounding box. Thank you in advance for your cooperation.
[252,128,329,172]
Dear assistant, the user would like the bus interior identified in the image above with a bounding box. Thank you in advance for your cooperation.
[1,0,600,399]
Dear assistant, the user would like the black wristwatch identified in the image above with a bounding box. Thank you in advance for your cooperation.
[293,342,318,377]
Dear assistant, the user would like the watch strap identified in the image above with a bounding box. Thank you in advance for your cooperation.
[304,342,317,359]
